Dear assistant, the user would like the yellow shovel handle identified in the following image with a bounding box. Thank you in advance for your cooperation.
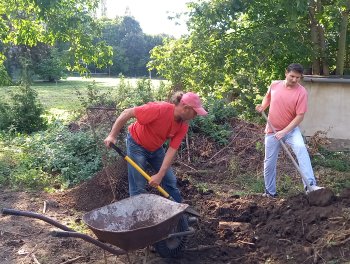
[124,156,170,198]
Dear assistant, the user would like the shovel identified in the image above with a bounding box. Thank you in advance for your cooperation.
[261,111,312,191]
[110,143,201,217]
[261,111,335,205]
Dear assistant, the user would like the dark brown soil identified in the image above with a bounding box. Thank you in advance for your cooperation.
[1,117,350,264]
[1,179,350,264]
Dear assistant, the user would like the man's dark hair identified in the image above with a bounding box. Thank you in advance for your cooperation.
[286,63,304,74]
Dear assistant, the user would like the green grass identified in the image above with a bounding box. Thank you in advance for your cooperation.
[0,77,164,112]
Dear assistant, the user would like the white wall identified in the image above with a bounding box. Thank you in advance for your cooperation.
[301,77,350,150]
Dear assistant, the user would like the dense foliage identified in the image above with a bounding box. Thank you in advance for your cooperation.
[0,121,102,189]
[0,85,47,133]
[149,0,350,117]
[89,17,166,77]
[0,0,112,78]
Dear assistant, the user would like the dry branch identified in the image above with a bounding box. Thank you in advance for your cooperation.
[60,256,84,264]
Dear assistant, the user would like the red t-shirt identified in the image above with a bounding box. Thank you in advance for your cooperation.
[266,80,308,133]
[128,102,189,151]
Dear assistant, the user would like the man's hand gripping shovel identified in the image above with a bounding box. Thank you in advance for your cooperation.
[110,143,201,217]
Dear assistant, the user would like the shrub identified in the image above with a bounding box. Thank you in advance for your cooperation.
[190,98,237,145]
[8,85,47,133]
[3,121,103,189]
[0,64,12,86]
[313,149,350,172]
[76,80,115,108]
[114,76,155,111]
[0,101,11,130]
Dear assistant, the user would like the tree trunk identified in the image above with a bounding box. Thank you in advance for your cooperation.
[316,0,329,75]
[308,0,321,75]
[335,1,350,75]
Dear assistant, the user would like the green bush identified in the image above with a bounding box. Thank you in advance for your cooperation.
[313,149,350,172]
[2,120,103,189]
[76,80,115,108]
[0,101,11,130]
[1,85,47,133]
[21,125,102,186]
[190,98,237,145]
[114,76,155,111]
[153,81,173,101]
[0,64,12,86]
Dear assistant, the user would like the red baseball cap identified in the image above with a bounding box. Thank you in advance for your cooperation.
[180,92,208,116]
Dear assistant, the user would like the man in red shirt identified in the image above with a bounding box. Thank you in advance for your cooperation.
[256,63,322,197]
[104,91,207,202]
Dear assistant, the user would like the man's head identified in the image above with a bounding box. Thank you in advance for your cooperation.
[285,63,304,87]
[180,92,208,116]
[173,91,208,121]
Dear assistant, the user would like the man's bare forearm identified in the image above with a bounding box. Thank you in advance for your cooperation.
[104,108,135,147]
[158,147,177,177]
[283,114,304,134]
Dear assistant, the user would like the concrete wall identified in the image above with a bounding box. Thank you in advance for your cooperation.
[301,76,350,151]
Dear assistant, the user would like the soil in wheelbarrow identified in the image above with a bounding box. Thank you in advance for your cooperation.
[1,119,350,263]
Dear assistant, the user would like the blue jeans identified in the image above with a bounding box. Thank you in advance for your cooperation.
[264,127,316,196]
[126,134,182,202]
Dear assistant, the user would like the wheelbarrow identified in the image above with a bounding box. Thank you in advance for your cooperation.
[2,193,195,257]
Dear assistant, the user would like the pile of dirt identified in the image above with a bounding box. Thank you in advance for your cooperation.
[52,158,129,211]
[189,188,350,263]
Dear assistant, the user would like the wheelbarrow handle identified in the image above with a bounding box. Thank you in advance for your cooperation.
[51,231,126,256]
[261,111,311,190]
[110,143,171,199]
[2,208,74,232]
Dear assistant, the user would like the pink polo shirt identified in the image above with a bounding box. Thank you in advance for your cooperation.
[266,80,308,133]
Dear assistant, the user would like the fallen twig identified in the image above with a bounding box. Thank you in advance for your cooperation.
[31,253,41,264]
[42,201,47,214]
[178,161,198,171]
[60,256,84,264]
[237,240,255,245]
[278,238,292,243]
[21,244,37,264]
[236,138,261,156]
[186,133,191,163]
[185,244,220,251]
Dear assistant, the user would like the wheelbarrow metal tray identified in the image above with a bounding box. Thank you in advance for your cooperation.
[82,193,189,251]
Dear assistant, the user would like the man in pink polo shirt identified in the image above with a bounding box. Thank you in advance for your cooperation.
[256,63,322,197]
[104,91,207,202]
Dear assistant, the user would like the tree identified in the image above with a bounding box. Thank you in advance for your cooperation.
[149,0,350,118]
[35,47,66,81]
[0,0,112,75]
[336,0,350,75]
[98,16,165,77]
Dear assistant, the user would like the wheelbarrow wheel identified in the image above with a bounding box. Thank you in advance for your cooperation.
[153,214,189,258]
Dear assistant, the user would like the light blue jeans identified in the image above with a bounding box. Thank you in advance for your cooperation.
[264,127,316,195]
[126,133,182,202]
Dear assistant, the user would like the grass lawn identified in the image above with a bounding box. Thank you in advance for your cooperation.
[0,77,164,112]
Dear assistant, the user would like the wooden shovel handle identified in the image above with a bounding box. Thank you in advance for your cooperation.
[261,111,311,190]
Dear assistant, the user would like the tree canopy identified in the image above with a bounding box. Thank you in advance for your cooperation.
[149,0,350,115]
[0,0,112,74]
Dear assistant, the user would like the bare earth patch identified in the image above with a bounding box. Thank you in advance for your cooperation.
[1,117,349,263]
[1,171,350,264]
